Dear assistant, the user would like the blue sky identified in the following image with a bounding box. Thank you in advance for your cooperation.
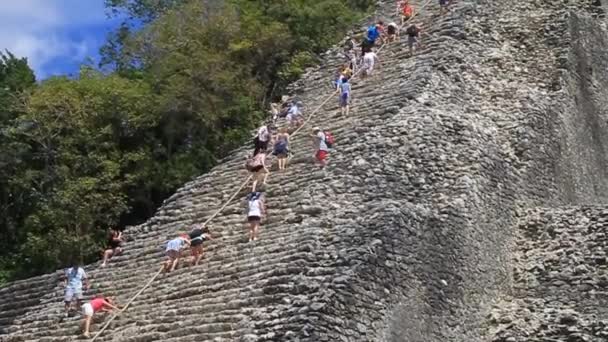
[0,0,121,80]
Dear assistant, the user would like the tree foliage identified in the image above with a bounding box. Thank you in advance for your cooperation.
[0,0,374,283]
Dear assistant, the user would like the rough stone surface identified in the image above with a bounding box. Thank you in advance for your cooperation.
[1,0,608,341]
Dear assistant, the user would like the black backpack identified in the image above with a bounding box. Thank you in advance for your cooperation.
[407,25,419,36]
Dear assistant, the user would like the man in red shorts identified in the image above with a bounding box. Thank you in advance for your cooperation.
[312,127,329,169]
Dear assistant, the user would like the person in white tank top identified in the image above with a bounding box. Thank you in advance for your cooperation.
[246,192,266,242]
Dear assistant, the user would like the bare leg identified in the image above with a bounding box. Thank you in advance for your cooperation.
[249,222,255,242]
[194,250,203,265]
[64,301,71,316]
[170,255,180,272]
[346,105,350,116]
[262,172,269,185]
[101,249,113,267]
[83,315,92,337]
[251,178,258,192]
[252,223,260,241]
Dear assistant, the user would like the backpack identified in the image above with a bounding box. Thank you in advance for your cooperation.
[324,131,335,148]
[406,25,419,36]
[367,26,378,41]
[245,155,262,171]
[273,140,288,155]
[344,39,354,50]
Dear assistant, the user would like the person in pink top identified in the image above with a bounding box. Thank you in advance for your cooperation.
[81,296,120,338]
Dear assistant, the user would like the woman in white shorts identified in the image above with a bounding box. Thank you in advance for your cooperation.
[81,296,119,337]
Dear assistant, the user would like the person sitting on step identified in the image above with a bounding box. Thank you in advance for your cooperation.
[246,192,266,242]
[163,234,190,272]
[62,263,90,318]
[101,228,123,267]
[81,295,120,338]
[189,225,213,266]
[273,127,290,170]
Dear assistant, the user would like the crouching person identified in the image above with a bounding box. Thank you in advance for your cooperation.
[189,225,213,266]
[164,234,190,272]
[81,295,120,338]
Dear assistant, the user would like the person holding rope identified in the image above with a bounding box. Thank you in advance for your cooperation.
[338,76,352,116]
[81,295,120,338]
[246,191,266,242]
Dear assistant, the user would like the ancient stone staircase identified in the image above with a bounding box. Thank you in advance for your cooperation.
[0,1,456,340]
[3,0,608,340]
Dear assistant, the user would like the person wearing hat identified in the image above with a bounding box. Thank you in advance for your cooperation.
[312,127,329,169]
[246,192,266,242]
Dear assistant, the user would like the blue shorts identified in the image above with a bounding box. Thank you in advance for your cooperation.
[64,287,83,302]
[340,93,350,107]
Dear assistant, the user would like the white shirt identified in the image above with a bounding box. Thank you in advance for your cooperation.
[317,131,328,151]
[248,199,262,217]
[257,126,269,142]
[65,267,87,290]
[363,52,378,67]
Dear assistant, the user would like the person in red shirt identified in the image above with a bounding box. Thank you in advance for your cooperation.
[400,0,415,25]
[81,296,120,338]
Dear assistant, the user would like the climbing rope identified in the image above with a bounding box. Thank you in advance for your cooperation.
[90,1,435,340]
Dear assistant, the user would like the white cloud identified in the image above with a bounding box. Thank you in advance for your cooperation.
[0,0,110,79]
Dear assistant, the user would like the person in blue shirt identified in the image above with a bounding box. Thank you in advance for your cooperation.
[361,21,384,55]
[339,76,352,116]
[62,263,90,317]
